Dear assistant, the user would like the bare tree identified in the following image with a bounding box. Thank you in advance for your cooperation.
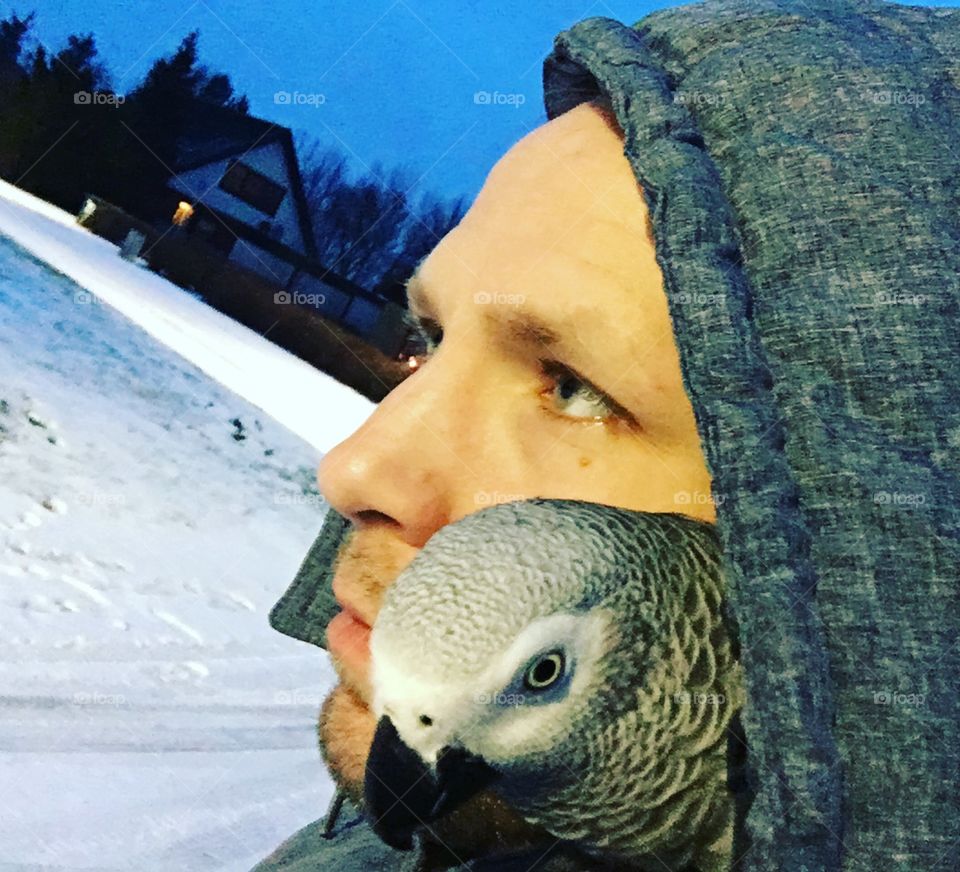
[297,134,466,295]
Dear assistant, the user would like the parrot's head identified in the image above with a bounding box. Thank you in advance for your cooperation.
[371,607,615,765]
[362,498,686,851]
[367,598,623,852]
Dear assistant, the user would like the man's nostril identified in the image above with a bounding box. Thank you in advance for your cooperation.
[355,509,395,526]
[419,714,433,727]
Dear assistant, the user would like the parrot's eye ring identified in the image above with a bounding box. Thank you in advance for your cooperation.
[524,651,565,690]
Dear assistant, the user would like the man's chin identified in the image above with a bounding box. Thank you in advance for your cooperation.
[317,683,557,861]
[318,682,375,809]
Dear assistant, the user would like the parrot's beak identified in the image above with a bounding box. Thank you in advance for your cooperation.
[364,715,498,850]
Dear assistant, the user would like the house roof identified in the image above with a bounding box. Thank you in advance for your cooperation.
[172,101,318,259]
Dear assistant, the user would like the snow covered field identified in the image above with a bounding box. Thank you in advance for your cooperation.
[0,183,374,870]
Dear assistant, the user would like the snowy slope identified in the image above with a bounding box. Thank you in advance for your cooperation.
[0,185,374,870]
[0,177,374,453]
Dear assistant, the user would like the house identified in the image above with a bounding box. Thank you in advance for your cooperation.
[159,104,407,350]
[163,105,316,285]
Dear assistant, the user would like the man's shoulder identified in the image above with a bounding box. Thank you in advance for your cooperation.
[249,798,607,871]
[250,801,420,872]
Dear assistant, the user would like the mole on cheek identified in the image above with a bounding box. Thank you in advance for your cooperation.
[579,456,592,468]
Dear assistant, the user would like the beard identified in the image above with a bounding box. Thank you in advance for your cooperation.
[317,682,374,809]
[317,683,557,864]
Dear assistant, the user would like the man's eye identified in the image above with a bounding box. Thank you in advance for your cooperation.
[407,315,443,355]
[402,313,634,427]
[540,360,633,425]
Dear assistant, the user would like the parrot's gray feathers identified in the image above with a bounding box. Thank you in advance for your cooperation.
[368,498,744,872]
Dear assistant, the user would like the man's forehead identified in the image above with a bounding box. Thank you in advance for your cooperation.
[409,264,578,329]
[498,99,626,168]
[405,250,661,371]
[464,106,649,255]
[407,247,635,316]
[404,100,663,359]
[486,122,634,213]
[407,200,655,323]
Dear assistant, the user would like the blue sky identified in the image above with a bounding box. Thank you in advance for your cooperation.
[14,0,960,203]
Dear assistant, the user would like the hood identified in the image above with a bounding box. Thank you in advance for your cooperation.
[269,1,960,869]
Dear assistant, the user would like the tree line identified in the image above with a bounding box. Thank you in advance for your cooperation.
[0,13,467,301]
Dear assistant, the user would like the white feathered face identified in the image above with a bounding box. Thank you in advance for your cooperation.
[371,608,617,770]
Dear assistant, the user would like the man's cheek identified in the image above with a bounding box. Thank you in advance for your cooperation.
[326,641,373,704]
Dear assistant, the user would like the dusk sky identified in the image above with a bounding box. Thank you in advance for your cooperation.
[14,0,960,203]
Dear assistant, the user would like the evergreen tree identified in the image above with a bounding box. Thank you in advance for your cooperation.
[0,13,34,177]
[0,21,118,209]
[0,11,31,83]
[120,30,248,210]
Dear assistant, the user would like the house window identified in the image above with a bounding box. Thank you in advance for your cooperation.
[172,201,194,225]
[218,160,287,216]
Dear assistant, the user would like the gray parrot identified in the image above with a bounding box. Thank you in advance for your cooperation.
[364,497,746,872]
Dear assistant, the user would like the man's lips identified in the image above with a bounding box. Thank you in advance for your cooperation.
[326,539,419,694]
[326,602,372,677]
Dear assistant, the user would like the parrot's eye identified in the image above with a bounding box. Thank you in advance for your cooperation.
[524,651,565,690]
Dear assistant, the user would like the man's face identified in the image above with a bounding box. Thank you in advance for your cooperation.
[315,101,715,812]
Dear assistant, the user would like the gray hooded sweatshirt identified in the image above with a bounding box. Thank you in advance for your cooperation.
[255,0,960,869]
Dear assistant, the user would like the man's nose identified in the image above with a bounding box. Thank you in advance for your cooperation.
[318,354,484,547]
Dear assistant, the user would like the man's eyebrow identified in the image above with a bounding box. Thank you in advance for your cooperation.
[489,308,560,348]
[406,273,563,349]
